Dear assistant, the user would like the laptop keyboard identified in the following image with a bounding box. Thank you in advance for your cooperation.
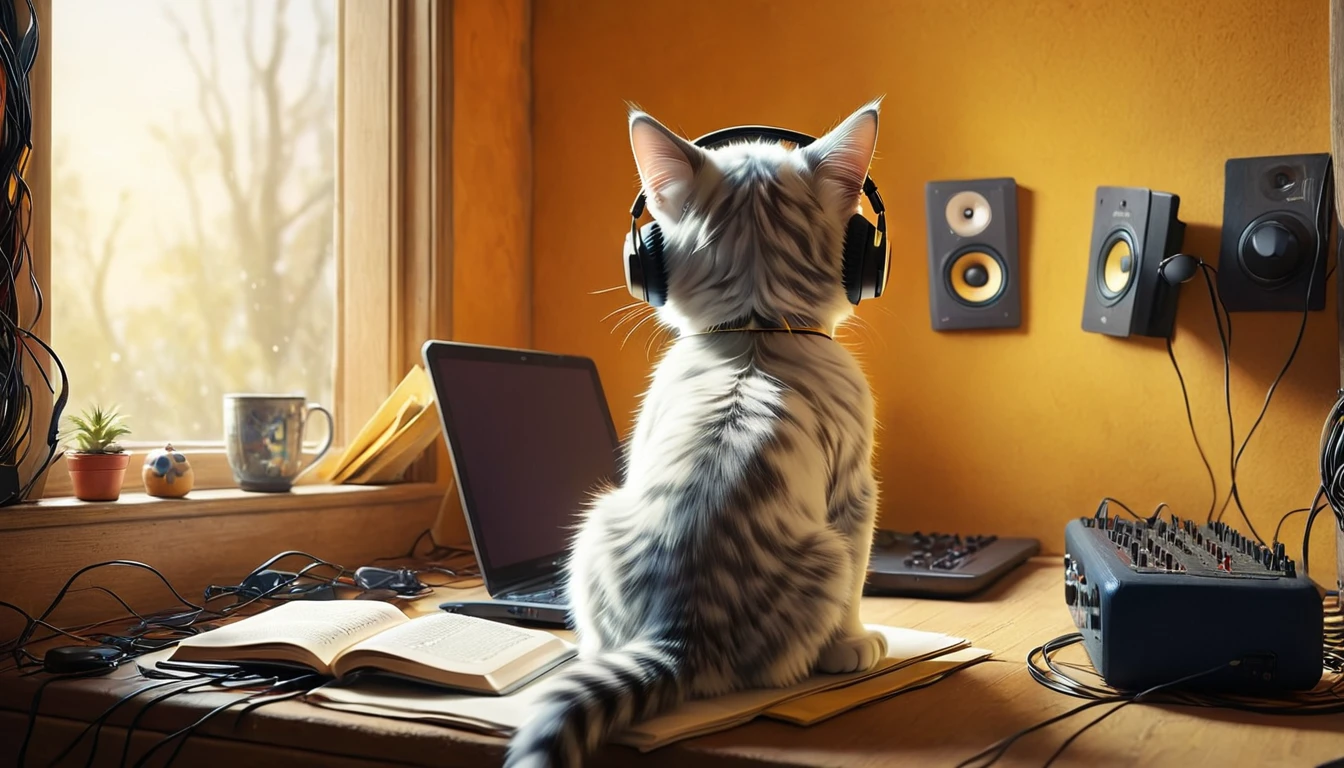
[510,587,565,605]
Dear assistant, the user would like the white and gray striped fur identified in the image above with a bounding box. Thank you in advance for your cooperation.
[505,100,887,768]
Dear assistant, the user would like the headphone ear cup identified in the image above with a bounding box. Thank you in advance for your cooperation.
[624,221,668,307]
[842,213,879,305]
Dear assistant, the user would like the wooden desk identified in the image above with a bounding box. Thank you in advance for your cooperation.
[3,557,1342,768]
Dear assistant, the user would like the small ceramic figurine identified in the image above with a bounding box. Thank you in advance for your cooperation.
[142,443,194,498]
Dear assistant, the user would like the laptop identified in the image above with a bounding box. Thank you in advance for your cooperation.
[421,340,623,628]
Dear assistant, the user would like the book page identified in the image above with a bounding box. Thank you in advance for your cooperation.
[175,600,407,669]
[337,612,555,674]
[306,670,559,733]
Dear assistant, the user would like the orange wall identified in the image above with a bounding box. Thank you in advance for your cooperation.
[531,0,1338,584]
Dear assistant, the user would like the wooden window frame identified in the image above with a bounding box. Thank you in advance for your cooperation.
[26,0,456,503]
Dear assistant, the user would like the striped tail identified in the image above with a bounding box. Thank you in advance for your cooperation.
[503,639,683,768]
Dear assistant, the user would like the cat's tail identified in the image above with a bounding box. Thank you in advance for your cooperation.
[503,637,683,768]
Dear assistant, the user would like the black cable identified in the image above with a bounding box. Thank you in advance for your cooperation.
[138,674,320,768]
[1166,326,1218,523]
[954,697,1121,768]
[1304,498,1332,579]
[1274,504,1319,552]
[116,673,248,768]
[1,587,206,675]
[36,676,184,768]
[0,0,62,506]
[1192,262,1236,532]
[14,667,113,768]
[1024,631,1344,716]
[1093,497,1141,521]
[1308,391,1344,581]
[4,561,207,673]
[1040,660,1232,767]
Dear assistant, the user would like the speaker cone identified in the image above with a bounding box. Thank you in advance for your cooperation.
[946,247,1005,306]
[945,191,992,238]
[1099,229,1136,302]
[1237,212,1309,286]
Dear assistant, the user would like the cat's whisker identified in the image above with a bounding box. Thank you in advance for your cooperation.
[600,301,644,323]
[847,314,888,353]
[646,326,676,361]
[644,327,664,361]
[589,285,628,295]
[611,306,654,334]
[621,311,660,350]
[836,321,876,351]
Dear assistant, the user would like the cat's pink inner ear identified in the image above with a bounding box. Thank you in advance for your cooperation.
[809,106,879,205]
[630,116,697,222]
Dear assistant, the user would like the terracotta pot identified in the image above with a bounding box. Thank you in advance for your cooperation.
[66,452,131,502]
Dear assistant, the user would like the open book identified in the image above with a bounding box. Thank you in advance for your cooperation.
[305,624,990,751]
[168,600,575,696]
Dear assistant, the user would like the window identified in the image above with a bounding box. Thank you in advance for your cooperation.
[50,0,337,447]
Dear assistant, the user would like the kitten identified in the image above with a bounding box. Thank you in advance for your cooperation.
[505,99,887,768]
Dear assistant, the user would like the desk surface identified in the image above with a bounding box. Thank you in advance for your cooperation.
[3,557,1343,768]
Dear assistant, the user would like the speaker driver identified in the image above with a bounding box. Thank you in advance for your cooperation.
[946,247,1005,306]
[945,191,992,237]
[1099,229,1136,302]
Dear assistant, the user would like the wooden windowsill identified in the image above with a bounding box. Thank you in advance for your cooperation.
[0,482,446,532]
[0,481,454,628]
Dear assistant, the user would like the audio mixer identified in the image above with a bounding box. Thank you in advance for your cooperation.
[1062,509,1324,692]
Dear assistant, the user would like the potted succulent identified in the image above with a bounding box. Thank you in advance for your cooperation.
[62,404,131,501]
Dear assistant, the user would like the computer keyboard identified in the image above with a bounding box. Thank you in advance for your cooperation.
[864,529,1040,599]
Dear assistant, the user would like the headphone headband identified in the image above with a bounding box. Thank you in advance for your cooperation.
[629,125,885,219]
[624,122,890,308]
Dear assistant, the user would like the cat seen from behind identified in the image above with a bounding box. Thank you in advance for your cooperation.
[505,99,888,768]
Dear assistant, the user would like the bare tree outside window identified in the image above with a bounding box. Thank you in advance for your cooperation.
[51,0,336,442]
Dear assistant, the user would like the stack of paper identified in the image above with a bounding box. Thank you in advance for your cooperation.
[304,624,991,751]
[303,366,443,485]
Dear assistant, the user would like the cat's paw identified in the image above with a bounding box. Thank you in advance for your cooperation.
[817,629,887,674]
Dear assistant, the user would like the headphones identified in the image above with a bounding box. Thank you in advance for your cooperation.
[623,125,890,308]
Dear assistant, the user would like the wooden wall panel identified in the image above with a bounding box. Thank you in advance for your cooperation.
[429,0,533,548]
[450,0,532,349]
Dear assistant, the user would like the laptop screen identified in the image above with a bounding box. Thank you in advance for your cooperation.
[426,344,622,581]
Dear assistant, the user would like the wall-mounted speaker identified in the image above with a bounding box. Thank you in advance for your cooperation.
[1216,153,1332,312]
[1081,186,1186,338]
[925,177,1019,331]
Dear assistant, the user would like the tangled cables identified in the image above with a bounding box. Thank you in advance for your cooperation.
[0,0,67,506]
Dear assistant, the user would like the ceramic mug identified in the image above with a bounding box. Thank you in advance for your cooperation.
[223,394,334,492]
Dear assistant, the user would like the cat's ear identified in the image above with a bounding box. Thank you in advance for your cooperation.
[806,99,881,207]
[629,109,703,223]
